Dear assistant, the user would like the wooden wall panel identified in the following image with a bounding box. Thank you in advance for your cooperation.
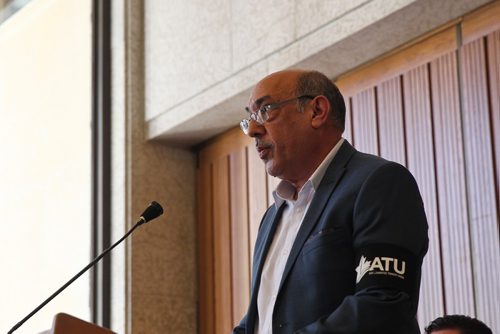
[430,53,475,315]
[197,163,214,334]
[487,31,500,214]
[460,36,500,331]
[343,97,353,143]
[229,149,250,324]
[462,0,500,44]
[212,156,233,334]
[336,27,457,97]
[351,88,379,155]
[247,144,269,261]
[402,65,444,326]
[376,76,406,165]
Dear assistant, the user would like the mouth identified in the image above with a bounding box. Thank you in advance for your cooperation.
[256,144,272,160]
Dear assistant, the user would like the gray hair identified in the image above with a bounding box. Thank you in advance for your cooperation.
[295,71,346,131]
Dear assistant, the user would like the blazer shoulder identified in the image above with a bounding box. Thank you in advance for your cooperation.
[351,151,411,175]
[337,140,394,171]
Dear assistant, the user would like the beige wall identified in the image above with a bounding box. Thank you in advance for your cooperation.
[0,0,91,333]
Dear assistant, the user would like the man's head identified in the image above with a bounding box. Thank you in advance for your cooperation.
[425,315,492,334]
[241,69,345,188]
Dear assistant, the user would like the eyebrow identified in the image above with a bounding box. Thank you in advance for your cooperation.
[247,95,271,112]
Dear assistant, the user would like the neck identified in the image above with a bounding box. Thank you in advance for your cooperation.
[288,136,342,192]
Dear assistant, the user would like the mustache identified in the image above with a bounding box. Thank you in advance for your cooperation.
[255,139,272,149]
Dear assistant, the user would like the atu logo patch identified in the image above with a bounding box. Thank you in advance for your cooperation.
[355,255,406,283]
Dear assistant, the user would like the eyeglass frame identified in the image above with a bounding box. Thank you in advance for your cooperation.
[240,95,316,135]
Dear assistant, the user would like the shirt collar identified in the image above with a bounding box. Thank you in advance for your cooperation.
[273,138,344,206]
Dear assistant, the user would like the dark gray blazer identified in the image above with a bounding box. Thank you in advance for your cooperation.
[233,140,429,334]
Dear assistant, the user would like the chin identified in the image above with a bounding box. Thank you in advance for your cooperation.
[265,162,281,178]
[265,162,275,176]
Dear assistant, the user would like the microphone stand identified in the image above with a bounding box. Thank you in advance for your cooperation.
[8,217,148,334]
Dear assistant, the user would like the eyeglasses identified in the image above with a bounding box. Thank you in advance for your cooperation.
[240,95,315,134]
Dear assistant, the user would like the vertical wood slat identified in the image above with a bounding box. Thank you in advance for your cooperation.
[430,53,475,315]
[403,65,444,326]
[213,156,233,334]
[229,149,250,325]
[197,128,253,334]
[197,163,214,334]
[351,88,379,155]
[247,144,268,261]
[487,31,500,215]
[488,31,500,333]
[377,76,406,165]
[343,96,353,143]
[460,37,500,332]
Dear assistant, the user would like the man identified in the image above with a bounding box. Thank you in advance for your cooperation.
[425,315,493,334]
[232,69,429,333]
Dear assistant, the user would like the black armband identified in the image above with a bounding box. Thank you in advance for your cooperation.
[355,244,417,296]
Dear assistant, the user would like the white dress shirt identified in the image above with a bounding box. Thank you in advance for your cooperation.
[255,138,344,334]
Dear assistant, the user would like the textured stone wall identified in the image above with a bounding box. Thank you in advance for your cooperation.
[111,1,196,333]
[143,0,492,146]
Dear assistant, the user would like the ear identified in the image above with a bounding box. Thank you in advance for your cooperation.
[310,96,330,129]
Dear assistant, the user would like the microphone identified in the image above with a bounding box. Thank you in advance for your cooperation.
[7,201,164,334]
[137,200,164,225]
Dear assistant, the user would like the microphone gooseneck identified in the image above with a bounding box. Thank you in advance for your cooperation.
[7,201,164,334]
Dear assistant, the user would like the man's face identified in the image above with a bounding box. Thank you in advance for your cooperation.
[429,330,461,334]
[246,71,313,183]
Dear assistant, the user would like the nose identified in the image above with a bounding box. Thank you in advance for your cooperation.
[246,119,265,138]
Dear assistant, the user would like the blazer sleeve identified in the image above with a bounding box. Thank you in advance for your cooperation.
[296,162,429,333]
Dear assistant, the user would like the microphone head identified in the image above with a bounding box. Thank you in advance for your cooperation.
[140,201,164,224]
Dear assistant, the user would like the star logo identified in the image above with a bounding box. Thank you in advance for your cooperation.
[355,256,372,283]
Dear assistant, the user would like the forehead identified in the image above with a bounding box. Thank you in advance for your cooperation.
[248,71,300,107]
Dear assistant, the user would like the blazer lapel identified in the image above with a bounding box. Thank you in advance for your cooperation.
[247,201,287,333]
[278,141,356,291]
